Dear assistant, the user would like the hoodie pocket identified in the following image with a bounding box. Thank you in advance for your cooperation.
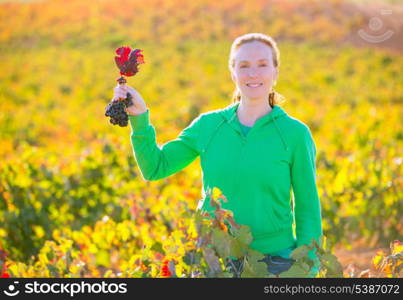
[262,201,282,233]
[251,199,282,237]
[267,200,294,233]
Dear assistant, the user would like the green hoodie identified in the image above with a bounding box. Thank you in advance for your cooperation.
[128,102,323,275]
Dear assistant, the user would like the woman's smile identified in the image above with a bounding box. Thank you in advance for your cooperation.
[246,83,263,88]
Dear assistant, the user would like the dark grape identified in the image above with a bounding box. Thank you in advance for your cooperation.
[105,92,134,127]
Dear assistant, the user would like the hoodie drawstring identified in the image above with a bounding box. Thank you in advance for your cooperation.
[271,114,289,152]
[202,119,226,155]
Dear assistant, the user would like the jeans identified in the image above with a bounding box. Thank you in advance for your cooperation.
[225,255,295,277]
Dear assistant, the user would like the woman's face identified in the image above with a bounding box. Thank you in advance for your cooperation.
[231,41,278,101]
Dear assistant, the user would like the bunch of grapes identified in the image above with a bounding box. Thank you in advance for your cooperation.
[105,92,133,127]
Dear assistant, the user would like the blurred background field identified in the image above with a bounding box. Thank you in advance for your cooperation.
[0,0,402,277]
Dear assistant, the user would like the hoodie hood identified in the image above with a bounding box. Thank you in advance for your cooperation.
[218,102,290,151]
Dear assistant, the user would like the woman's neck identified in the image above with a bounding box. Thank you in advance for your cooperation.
[236,98,272,127]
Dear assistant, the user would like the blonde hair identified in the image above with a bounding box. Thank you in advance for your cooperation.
[228,33,285,107]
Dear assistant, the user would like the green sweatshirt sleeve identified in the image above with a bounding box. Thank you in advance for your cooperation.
[128,109,202,181]
[291,126,323,275]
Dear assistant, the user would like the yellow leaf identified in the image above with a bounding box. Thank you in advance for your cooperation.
[372,250,386,268]
[32,225,45,239]
[391,240,403,255]
[212,187,222,200]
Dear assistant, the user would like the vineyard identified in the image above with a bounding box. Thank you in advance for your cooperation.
[0,0,402,278]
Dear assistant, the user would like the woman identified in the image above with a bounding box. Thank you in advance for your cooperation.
[113,33,323,278]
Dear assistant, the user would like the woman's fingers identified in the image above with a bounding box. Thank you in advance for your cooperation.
[113,92,126,100]
[115,84,128,90]
[115,84,137,93]
[113,86,128,98]
[114,87,125,94]
[114,86,131,97]
[116,85,137,97]
[112,86,144,114]
[126,86,138,95]
[117,84,135,92]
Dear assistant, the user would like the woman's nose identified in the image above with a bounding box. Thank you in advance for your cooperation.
[248,72,258,79]
[247,68,259,77]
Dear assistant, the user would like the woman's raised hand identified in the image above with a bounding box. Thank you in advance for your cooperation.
[112,83,148,116]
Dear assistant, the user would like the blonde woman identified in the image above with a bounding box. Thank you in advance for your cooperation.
[113,33,323,278]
